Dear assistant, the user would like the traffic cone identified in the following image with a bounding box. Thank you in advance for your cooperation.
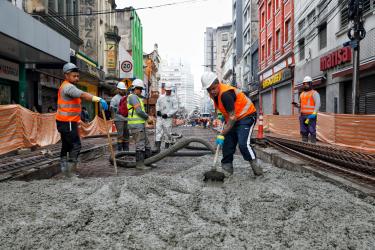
[257,113,264,139]
[111,122,117,133]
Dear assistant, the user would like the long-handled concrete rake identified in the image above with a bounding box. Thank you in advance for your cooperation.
[102,109,118,175]
[203,122,225,182]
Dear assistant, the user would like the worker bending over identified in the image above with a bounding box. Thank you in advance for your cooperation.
[201,72,263,177]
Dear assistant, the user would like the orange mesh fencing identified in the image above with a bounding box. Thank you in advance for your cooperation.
[0,105,112,155]
[258,113,375,153]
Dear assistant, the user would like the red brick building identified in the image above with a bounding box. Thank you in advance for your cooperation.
[258,0,295,115]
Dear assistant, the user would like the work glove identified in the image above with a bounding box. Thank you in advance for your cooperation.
[157,111,162,117]
[92,96,108,111]
[162,114,168,119]
[216,135,225,146]
[99,99,108,111]
[307,112,317,119]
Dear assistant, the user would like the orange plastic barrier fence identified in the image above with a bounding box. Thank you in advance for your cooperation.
[0,105,112,155]
[260,113,375,153]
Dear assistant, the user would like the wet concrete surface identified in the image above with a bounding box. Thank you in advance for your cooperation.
[1,127,375,249]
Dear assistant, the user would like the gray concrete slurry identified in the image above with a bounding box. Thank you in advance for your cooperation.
[1,155,375,249]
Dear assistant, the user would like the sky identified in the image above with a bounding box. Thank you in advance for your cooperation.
[116,0,232,93]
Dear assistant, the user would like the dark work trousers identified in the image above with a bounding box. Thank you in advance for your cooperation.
[299,115,317,137]
[56,121,82,162]
[114,120,129,144]
[221,115,257,164]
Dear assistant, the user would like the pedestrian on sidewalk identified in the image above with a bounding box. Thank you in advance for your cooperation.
[110,82,130,151]
[56,63,108,178]
[292,76,321,143]
[127,79,155,170]
[155,82,178,153]
[201,72,263,177]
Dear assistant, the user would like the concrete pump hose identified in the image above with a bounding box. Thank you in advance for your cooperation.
[111,137,215,168]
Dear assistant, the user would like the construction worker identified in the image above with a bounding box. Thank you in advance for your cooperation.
[155,82,178,152]
[110,82,129,151]
[56,63,108,178]
[292,76,321,143]
[127,79,154,170]
[201,72,263,177]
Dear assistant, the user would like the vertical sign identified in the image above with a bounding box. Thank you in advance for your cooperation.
[79,0,97,61]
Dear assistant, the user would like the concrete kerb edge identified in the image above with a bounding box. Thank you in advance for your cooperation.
[254,146,375,198]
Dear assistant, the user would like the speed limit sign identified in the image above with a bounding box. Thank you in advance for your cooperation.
[121,60,133,73]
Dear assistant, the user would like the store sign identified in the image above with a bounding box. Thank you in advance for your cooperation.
[39,74,60,89]
[106,43,117,70]
[320,46,352,71]
[0,59,19,81]
[261,68,292,89]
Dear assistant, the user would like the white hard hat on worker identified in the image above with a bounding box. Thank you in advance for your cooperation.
[116,81,127,90]
[201,72,218,89]
[132,79,145,89]
[164,82,173,91]
[303,76,313,83]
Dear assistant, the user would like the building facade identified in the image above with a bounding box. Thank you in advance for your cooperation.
[204,27,216,72]
[258,0,295,115]
[294,0,375,114]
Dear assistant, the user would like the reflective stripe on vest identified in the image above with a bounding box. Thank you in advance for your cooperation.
[56,80,81,122]
[300,90,316,115]
[127,94,146,125]
[216,83,256,121]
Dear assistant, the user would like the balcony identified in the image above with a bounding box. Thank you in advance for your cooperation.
[32,8,82,46]
[105,26,121,42]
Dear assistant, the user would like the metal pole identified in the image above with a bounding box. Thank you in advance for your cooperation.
[352,44,360,114]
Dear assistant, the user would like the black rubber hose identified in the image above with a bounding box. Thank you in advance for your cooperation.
[113,150,212,157]
[111,137,215,168]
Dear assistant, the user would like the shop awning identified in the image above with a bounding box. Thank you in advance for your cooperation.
[0,1,70,63]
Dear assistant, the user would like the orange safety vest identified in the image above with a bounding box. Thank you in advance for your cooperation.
[215,83,256,121]
[56,80,81,122]
[300,90,317,115]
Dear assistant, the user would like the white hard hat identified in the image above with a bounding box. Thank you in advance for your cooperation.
[303,76,313,83]
[201,72,218,89]
[165,82,173,91]
[117,81,126,90]
[63,63,78,73]
[132,79,145,89]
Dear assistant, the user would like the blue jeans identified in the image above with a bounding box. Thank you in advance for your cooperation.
[299,115,316,137]
[221,115,257,164]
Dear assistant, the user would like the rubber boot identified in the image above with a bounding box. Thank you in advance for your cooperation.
[250,160,263,176]
[165,142,170,149]
[117,143,122,151]
[60,157,69,177]
[67,161,79,179]
[310,135,317,144]
[302,135,308,142]
[221,163,233,176]
[155,141,161,153]
[145,148,157,168]
[135,150,151,170]
[122,142,129,151]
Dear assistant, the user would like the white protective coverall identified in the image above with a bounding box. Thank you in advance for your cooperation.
[155,94,178,143]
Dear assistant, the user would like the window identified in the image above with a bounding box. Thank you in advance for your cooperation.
[268,1,272,19]
[319,22,327,50]
[262,45,265,61]
[285,19,291,43]
[261,11,265,28]
[222,33,228,41]
[299,39,305,60]
[274,0,279,11]
[276,29,281,50]
[267,38,272,57]
[298,19,305,32]
[307,10,315,25]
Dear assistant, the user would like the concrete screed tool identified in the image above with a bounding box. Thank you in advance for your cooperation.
[203,122,225,182]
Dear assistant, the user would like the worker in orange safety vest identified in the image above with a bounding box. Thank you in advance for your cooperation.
[201,71,263,177]
[292,76,321,143]
[56,63,108,178]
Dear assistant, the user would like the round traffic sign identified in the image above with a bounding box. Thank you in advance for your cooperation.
[121,60,133,73]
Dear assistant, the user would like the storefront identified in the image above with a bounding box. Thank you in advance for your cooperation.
[0,58,19,104]
[38,73,62,113]
[260,67,293,115]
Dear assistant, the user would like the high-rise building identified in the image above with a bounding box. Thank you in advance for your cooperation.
[159,59,195,113]
[204,27,216,72]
